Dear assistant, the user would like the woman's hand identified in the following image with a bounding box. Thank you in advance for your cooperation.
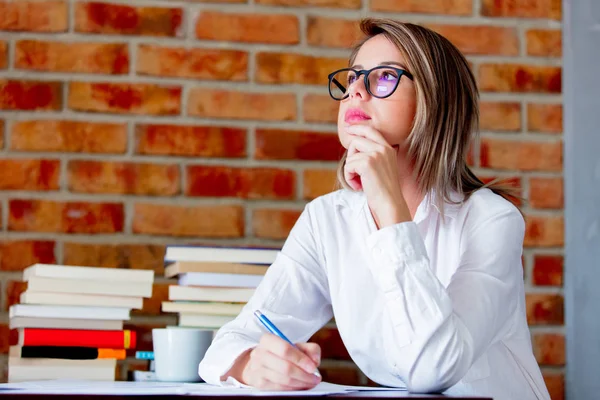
[344,124,411,228]
[228,334,321,390]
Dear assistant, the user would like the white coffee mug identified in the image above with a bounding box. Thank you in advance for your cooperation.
[152,327,213,382]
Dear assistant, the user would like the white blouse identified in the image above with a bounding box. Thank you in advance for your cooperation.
[198,188,551,400]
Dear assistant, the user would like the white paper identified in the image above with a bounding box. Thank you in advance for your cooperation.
[0,380,406,396]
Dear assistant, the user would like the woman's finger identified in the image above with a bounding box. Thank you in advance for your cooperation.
[254,348,318,386]
[346,124,390,146]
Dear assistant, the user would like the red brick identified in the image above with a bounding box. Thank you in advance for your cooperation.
[529,177,563,209]
[137,45,247,81]
[303,94,339,124]
[252,209,301,239]
[186,166,295,200]
[256,0,360,8]
[11,120,127,153]
[425,24,518,56]
[481,0,561,20]
[15,40,128,74]
[196,11,298,44]
[256,129,343,161]
[8,200,124,234]
[480,138,562,171]
[0,80,62,110]
[0,41,7,69]
[527,29,562,57]
[371,0,472,15]
[188,89,296,121]
[5,281,27,311]
[310,327,350,360]
[0,325,8,353]
[0,240,56,271]
[533,254,563,286]
[543,373,564,400]
[135,124,246,158]
[75,2,183,37]
[307,17,361,48]
[533,334,564,366]
[524,215,564,247]
[479,64,561,93]
[0,120,4,148]
[526,293,563,325]
[256,53,347,85]
[303,169,338,200]
[527,104,562,134]
[0,159,60,191]
[0,1,67,32]
[63,243,165,272]
[68,82,181,115]
[133,203,244,238]
[133,282,169,316]
[479,102,521,131]
[68,161,180,196]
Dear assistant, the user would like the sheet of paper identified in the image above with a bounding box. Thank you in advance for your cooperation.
[0,380,407,396]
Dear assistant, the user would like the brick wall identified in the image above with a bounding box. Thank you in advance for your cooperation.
[0,0,563,398]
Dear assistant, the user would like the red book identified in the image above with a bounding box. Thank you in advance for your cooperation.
[13,328,136,349]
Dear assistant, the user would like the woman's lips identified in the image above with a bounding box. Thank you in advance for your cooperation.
[344,108,371,123]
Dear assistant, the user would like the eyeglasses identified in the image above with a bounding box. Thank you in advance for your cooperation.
[327,66,414,101]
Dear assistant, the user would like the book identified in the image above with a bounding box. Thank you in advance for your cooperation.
[9,304,131,321]
[178,272,262,288]
[164,245,279,264]
[161,301,245,316]
[164,261,269,278]
[25,276,152,298]
[10,345,126,360]
[9,317,123,331]
[20,291,144,310]
[12,328,136,349]
[8,358,116,382]
[168,285,255,303]
[23,263,154,283]
[178,314,234,328]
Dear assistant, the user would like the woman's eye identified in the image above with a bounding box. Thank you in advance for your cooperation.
[347,76,356,84]
[380,72,398,81]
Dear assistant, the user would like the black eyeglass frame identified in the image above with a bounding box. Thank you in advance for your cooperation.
[327,66,414,101]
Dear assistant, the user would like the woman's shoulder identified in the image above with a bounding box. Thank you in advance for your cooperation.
[459,187,524,226]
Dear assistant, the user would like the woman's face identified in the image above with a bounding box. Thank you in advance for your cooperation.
[337,34,417,150]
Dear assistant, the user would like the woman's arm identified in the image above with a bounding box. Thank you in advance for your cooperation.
[198,204,333,386]
[367,207,525,393]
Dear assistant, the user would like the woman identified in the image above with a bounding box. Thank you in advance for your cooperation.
[198,18,550,400]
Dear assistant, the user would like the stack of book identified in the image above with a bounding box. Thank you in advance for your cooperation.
[7,263,154,382]
[160,246,278,331]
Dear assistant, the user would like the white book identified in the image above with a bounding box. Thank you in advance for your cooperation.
[9,304,130,321]
[178,313,234,328]
[164,246,279,264]
[178,272,262,288]
[26,276,153,298]
[169,285,255,303]
[20,291,144,310]
[8,358,116,382]
[9,316,123,330]
[162,301,245,316]
[24,263,154,283]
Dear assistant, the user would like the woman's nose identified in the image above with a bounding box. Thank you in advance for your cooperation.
[347,76,369,100]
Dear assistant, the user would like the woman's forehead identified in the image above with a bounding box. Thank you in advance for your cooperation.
[352,35,406,69]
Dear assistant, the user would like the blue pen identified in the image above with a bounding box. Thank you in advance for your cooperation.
[254,310,321,378]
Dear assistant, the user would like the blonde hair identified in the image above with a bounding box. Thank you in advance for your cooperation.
[336,18,520,213]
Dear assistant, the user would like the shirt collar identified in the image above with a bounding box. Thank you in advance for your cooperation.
[335,188,463,224]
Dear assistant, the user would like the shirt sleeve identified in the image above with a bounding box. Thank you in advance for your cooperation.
[365,206,525,393]
[198,203,333,386]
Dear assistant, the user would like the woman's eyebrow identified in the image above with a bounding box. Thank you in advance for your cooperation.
[351,61,408,70]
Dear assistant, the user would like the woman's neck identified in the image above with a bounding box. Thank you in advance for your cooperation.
[396,150,425,220]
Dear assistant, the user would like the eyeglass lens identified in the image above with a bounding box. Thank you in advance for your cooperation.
[329,67,401,100]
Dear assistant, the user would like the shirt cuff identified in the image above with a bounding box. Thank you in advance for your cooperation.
[198,333,258,387]
[366,221,428,264]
